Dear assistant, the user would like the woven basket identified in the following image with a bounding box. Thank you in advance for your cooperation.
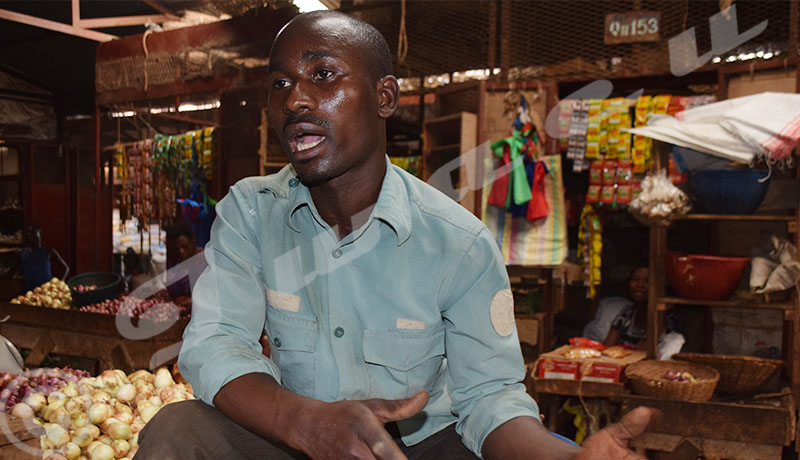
[624,360,719,402]
[672,353,783,395]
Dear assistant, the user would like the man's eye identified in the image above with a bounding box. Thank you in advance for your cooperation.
[313,69,333,80]
[272,79,290,89]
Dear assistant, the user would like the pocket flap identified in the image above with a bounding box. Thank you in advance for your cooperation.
[266,308,318,353]
[363,328,444,371]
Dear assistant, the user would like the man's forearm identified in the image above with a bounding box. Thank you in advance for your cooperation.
[482,416,580,460]
[212,372,320,453]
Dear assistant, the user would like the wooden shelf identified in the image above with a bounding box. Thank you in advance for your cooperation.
[423,112,466,126]
[427,143,461,153]
[532,377,625,398]
[615,393,795,449]
[657,296,794,311]
[679,214,794,222]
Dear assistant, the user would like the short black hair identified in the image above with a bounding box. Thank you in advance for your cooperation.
[292,10,394,82]
[166,220,195,242]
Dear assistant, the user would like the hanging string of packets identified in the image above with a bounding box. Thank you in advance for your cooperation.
[577,204,602,299]
[115,127,216,229]
[559,95,717,173]
[487,96,550,222]
[558,94,716,209]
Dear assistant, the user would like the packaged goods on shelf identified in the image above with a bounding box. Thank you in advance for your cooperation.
[536,345,646,383]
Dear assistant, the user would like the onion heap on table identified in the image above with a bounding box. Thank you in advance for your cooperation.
[10,278,72,309]
[0,368,91,412]
[79,297,189,321]
[7,367,193,460]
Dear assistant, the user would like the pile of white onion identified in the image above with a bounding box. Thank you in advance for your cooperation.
[10,278,72,309]
[9,367,193,460]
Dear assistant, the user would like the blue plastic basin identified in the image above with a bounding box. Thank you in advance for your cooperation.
[688,169,771,215]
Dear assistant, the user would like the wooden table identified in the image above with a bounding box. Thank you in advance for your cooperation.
[615,393,796,460]
[0,302,188,373]
[0,413,42,460]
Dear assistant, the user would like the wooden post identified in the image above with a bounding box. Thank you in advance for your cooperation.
[790,0,798,62]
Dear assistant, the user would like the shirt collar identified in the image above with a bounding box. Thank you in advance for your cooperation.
[286,156,412,246]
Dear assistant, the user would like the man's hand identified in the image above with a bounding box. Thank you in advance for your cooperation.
[577,407,652,460]
[294,392,429,460]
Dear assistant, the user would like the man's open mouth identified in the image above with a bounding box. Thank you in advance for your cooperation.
[289,134,326,153]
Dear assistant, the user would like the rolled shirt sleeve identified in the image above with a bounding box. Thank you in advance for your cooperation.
[178,184,281,405]
[440,228,540,456]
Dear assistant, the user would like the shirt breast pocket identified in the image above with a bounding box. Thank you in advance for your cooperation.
[265,307,318,396]
[363,327,445,398]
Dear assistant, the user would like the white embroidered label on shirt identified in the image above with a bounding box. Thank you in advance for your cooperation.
[396,318,426,330]
[249,208,256,216]
[489,289,515,337]
[266,288,301,312]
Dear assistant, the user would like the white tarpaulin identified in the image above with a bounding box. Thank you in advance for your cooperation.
[627,92,800,165]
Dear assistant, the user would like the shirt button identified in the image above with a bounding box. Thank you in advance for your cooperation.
[273,337,282,348]
[334,327,345,338]
[288,177,300,187]
[332,248,343,259]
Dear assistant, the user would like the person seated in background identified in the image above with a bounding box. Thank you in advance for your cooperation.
[583,264,678,349]
[13,225,69,291]
[164,220,206,308]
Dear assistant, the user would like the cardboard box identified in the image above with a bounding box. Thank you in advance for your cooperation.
[536,345,646,383]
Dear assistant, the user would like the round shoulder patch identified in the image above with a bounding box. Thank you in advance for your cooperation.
[489,289,515,337]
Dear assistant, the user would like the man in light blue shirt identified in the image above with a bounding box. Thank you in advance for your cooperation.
[137,10,651,460]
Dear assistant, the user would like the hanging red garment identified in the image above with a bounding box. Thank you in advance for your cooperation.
[526,161,549,221]
[487,143,512,208]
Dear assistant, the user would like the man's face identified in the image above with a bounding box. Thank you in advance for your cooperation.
[266,17,386,186]
[167,235,196,267]
[24,228,41,247]
[629,267,649,303]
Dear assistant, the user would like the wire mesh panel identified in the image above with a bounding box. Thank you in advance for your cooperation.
[350,0,796,84]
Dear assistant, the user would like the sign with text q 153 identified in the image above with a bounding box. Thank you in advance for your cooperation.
[604,11,660,45]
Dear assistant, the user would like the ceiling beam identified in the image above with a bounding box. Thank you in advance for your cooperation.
[78,15,172,29]
[71,0,80,26]
[0,8,117,42]
[151,111,219,127]
[142,0,179,19]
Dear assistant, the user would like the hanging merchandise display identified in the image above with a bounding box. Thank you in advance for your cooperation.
[483,95,568,266]
[628,169,692,226]
[389,155,422,177]
[114,127,217,253]
[577,204,602,299]
[560,94,716,174]
[566,100,590,171]
[487,96,545,220]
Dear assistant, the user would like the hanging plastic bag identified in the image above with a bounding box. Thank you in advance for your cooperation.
[628,169,691,226]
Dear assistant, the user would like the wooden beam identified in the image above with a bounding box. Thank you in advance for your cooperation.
[96,7,296,61]
[71,0,80,26]
[142,0,179,19]
[78,14,171,29]
[0,8,116,42]
[151,111,219,127]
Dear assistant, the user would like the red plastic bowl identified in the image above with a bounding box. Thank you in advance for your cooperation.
[664,253,750,300]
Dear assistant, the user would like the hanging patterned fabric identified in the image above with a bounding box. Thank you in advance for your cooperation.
[482,154,566,266]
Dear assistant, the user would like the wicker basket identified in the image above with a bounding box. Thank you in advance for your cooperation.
[672,353,783,395]
[624,360,719,402]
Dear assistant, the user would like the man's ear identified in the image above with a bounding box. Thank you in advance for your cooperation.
[377,75,400,118]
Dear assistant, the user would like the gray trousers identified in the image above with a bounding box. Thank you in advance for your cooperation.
[135,400,478,460]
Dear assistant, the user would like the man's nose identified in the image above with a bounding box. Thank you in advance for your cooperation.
[284,80,316,113]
